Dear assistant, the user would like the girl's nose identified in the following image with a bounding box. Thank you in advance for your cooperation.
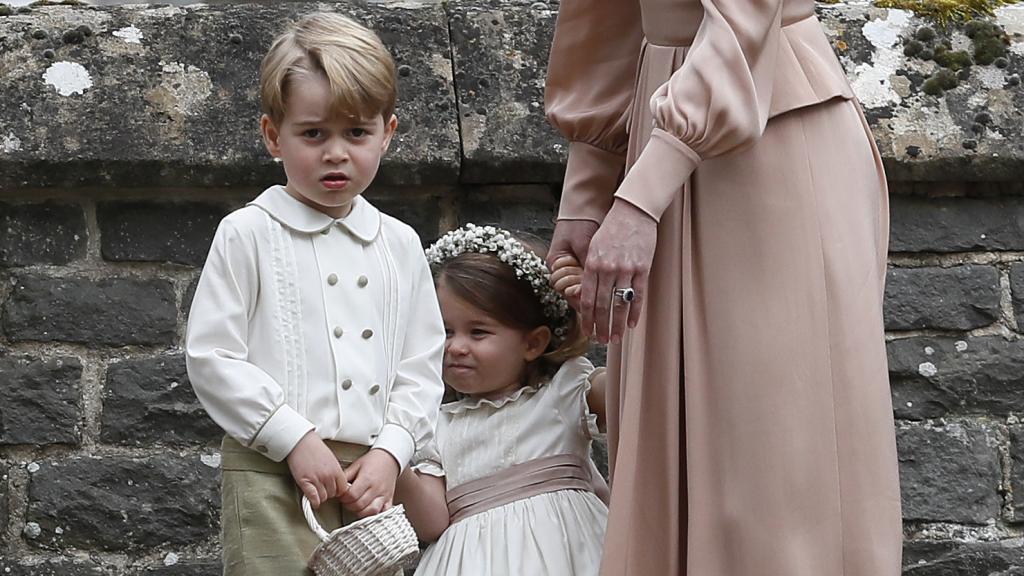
[446,336,469,356]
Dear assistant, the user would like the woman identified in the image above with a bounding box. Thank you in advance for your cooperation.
[544,0,903,574]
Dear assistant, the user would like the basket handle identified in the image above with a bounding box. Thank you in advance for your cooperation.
[301,496,331,542]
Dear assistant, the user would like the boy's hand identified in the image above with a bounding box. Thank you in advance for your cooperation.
[550,254,584,309]
[286,431,349,509]
[339,449,400,518]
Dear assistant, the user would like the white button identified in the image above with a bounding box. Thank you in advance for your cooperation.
[341,379,353,390]
[368,383,380,395]
[333,326,343,338]
[357,275,368,288]
[327,273,338,286]
[361,329,373,339]
[256,445,268,453]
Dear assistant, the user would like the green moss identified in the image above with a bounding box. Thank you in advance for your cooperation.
[934,48,973,70]
[0,4,12,16]
[874,0,1019,25]
[922,68,960,95]
[904,39,925,56]
[915,27,937,42]
[963,20,1010,64]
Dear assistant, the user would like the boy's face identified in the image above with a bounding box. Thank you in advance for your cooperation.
[260,72,397,219]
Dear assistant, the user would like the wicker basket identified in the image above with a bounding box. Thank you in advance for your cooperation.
[303,496,420,576]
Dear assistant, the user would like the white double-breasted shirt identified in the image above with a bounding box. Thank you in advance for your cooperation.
[186,186,445,468]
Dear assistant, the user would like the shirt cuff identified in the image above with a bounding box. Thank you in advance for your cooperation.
[372,423,415,473]
[250,404,316,463]
[613,129,701,222]
[557,142,626,224]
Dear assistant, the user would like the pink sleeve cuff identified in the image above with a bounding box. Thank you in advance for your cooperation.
[613,129,701,222]
[558,142,626,224]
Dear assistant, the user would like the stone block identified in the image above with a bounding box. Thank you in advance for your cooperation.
[101,354,221,447]
[97,201,229,266]
[897,421,1002,524]
[0,559,111,576]
[448,1,566,183]
[884,265,1000,330]
[1012,425,1024,521]
[903,540,1024,575]
[131,561,222,576]
[0,354,82,445]
[26,453,219,552]
[457,185,558,240]
[3,275,177,346]
[0,2,458,189]
[1011,263,1024,330]
[369,189,444,243]
[0,202,87,266]
[890,196,1024,252]
[888,336,1024,420]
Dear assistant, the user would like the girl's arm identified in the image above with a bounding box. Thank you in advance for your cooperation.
[587,367,608,433]
[393,469,449,542]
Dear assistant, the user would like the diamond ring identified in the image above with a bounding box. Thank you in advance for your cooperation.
[612,287,635,303]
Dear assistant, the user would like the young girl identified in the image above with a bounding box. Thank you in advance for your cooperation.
[395,224,609,575]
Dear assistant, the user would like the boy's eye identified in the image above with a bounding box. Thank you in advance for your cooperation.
[302,129,322,139]
[350,128,367,138]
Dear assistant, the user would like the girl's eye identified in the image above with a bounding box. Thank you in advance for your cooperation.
[443,329,453,338]
[471,329,489,337]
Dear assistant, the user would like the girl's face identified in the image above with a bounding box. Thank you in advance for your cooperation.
[436,280,550,401]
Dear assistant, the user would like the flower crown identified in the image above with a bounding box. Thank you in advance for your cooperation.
[425,224,572,339]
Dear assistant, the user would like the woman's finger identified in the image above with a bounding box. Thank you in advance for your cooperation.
[627,269,648,329]
[592,261,617,345]
[609,271,633,343]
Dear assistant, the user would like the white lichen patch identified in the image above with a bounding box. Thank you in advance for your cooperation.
[113,26,144,44]
[924,346,935,355]
[43,61,93,96]
[972,66,1007,91]
[147,61,213,118]
[163,552,179,566]
[851,9,912,109]
[200,453,221,469]
[889,100,963,156]
[2,133,21,154]
[429,53,453,82]
[996,5,1024,56]
[918,361,938,377]
[955,340,968,352]
[23,522,41,539]
[26,462,39,473]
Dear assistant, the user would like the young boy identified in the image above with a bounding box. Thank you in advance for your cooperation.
[185,13,445,575]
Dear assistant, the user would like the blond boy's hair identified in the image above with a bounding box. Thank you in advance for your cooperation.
[260,12,397,124]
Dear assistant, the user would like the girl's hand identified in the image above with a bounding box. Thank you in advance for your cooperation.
[550,254,584,309]
[286,431,350,509]
[338,449,400,518]
[581,199,657,344]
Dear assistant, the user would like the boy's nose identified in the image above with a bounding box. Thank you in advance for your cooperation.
[323,140,349,163]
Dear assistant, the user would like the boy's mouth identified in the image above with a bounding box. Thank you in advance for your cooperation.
[321,172,350,189]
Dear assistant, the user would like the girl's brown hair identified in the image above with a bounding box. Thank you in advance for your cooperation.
[433,235,589,390]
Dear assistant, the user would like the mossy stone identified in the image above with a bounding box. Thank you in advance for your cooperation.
[922,68,960,95]
[934,49,972,71]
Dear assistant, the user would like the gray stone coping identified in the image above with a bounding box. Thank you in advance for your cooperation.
[1,1,1022,189]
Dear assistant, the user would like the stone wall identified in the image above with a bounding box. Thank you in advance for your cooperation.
[1,1,1023,573]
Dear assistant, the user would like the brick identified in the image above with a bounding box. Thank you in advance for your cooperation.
[3,275,177,346]
[26,454,219,552]
[0,202,87,266]
[903,540,1024,575]
[458,186,558,240]
[897,422,1002,524]
[0,354,82,445]
[97,201,229,266]
[1012,425,1024,521]
[884,266,1000,331]
[449,2,566,183]
[101,354,221,447]
[890,196,1024,253]
[888,337,1024,420]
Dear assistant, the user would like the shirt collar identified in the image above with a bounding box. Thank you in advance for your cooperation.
[248,185,381,243]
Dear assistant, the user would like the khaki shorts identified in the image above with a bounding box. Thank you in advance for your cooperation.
[219,435,368,576]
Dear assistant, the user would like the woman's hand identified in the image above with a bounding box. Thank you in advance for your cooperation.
[580,199,657,344]
[546,219,599,276]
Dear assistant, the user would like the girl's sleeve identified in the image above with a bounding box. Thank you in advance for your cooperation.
[613,0,784,222]
[544,0,645,224]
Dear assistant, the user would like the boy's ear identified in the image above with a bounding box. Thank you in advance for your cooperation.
[260,114,282,159]
[523,326,552,363]
[380,114,398,153]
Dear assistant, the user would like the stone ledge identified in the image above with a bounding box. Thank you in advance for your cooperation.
[1,1,1022,189]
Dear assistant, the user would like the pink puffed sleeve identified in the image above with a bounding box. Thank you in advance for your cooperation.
[614,0,784,222]
[544,0,644,224]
